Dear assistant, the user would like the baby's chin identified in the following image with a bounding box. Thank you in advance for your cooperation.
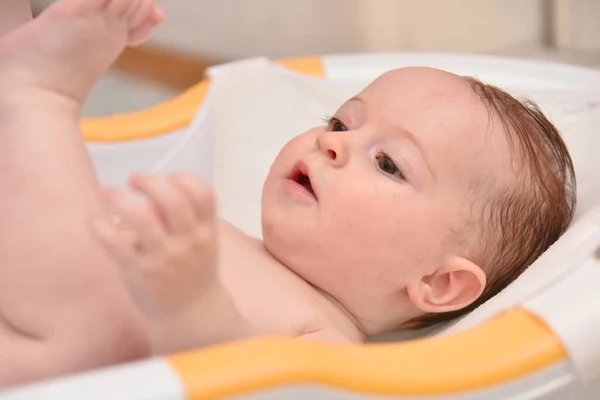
[261,221,293,263]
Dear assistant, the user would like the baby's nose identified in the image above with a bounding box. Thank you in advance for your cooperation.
[315,131,348,167]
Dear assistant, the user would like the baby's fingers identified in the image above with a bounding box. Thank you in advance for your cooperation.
[92,218,137,266]
[168,172,216,223]
[103,187,166,250]
[129,174,196,234]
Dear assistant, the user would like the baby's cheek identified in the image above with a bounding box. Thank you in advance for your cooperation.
[326,196,397,251]
[341,195,437,260]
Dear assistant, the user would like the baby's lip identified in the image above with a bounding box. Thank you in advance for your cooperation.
[288,161,318,200]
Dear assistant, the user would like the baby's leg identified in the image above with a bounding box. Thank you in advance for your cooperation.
[0,0,32,36]
[0,0,163,387]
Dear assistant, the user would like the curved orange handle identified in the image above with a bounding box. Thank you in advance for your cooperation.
[167,309,565,399]
[80,56,325,142]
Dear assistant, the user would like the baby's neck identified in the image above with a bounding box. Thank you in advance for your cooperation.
[260,242,366,342]
[305,283,366,342]
[218,220,365,342]
[258,239,422,339]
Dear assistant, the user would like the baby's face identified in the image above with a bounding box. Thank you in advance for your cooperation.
[261,67,515,327]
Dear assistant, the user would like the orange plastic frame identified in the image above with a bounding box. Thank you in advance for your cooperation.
[82,57,567,398]
[80,57,325,142]
[167,309,565,399]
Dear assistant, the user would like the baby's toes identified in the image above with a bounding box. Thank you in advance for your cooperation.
[128,0,155,26]
[127,17,156,45]
[127,5,163,45]
[102,0,134,18]
[101,0,160,36]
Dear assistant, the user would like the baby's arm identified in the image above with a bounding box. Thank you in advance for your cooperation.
[94,172,253,354]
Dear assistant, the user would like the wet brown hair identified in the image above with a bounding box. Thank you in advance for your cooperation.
[413,77,577,328]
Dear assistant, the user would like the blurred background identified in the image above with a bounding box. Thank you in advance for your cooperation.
[30,0,600,117]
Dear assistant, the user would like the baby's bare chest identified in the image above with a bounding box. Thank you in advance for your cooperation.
[216,222,322,336]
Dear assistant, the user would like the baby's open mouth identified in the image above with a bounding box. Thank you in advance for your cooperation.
[289,162,317,200]
[297,173,314,196]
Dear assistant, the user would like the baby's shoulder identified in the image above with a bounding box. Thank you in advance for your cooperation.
[216,220,359,342]
[218,219,256,243]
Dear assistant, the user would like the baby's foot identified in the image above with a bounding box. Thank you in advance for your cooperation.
[0,0,164,107]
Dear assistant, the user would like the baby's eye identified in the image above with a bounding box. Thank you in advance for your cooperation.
[376,151,405,181]
[328,117,348,132]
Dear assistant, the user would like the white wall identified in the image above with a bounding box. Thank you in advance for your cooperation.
[355,0,545,53]
[147,0,544,59]
[554,0,600,50]
[32,0,600,59]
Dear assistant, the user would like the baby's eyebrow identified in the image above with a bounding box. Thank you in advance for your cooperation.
[395,126,435,182]
[350,95,435,182]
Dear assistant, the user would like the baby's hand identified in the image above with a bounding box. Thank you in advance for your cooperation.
[93,172,218,319]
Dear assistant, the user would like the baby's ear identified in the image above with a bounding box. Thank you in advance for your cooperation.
[406,257,486,314]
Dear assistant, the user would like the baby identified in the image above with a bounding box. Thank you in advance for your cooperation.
[0,0,576,388]
[94,63,577,351]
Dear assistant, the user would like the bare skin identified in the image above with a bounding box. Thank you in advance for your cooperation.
[0,0,520,386]
[95,174,359,355]
[0,0,164,387]
[96,67,516,354]
[0,0,32,36]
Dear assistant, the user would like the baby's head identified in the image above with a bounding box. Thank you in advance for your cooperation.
[260,67,576,335]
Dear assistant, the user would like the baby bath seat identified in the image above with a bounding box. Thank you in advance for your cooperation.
[3,53,600,399]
